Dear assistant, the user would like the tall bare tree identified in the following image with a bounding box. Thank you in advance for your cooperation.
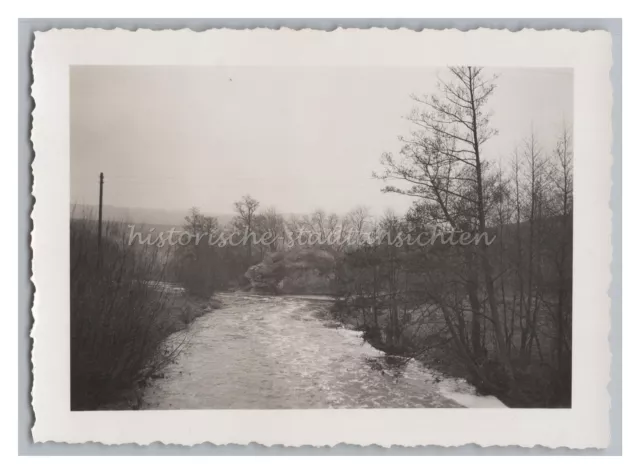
[377,67,513,376]
[233,195,260,264]
[255,207,285,253]
[550,124,573,378]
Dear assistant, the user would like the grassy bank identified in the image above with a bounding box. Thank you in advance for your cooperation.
[70,216,221,410]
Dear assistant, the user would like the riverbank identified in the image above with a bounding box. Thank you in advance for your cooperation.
[142,293,485,409]
[320,303,509,408]
[162,291,224,332]
[100,291,223,410]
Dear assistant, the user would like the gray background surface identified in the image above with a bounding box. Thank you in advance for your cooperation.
[18,18,622,455]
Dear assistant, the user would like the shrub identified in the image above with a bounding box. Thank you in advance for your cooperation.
[70,217,187,410]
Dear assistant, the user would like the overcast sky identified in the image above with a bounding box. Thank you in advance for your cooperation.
[71,66,572,216]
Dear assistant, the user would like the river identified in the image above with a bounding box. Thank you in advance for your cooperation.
[142,293,506,409]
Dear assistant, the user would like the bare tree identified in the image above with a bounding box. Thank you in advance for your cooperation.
[233,195,260,263]
[347,206,371,247]
[304,209,328,241]
[285,215,304,248]
[377,67,513,376]
[255,207,285,253]
[549,124,573,377]
[185,207,203,236]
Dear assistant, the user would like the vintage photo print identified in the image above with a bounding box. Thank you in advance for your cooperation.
[31,28,613,448]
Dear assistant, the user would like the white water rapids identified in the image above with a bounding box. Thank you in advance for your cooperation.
[143,293,506,409]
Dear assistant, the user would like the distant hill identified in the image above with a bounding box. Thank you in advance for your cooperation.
[71,204,316,230]
[70,204,235,228]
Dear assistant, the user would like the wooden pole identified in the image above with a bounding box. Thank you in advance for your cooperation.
[98,172,104,252]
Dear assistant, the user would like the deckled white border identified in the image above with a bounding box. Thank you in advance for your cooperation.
[31,28,612,448]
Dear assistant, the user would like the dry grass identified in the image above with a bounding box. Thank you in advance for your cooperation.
[70,216,213,410]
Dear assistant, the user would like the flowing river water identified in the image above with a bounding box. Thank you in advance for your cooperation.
[143,293,506,409]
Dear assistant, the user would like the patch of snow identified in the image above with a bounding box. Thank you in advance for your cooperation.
[435,377,508,408]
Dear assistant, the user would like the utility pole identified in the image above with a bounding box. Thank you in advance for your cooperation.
[98,172,104,252]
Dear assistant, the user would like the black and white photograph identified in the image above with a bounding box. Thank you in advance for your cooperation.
[29,27,613,448]
[69,64,573,411]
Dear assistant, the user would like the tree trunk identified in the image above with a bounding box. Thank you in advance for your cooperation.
[468,69,512,379]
